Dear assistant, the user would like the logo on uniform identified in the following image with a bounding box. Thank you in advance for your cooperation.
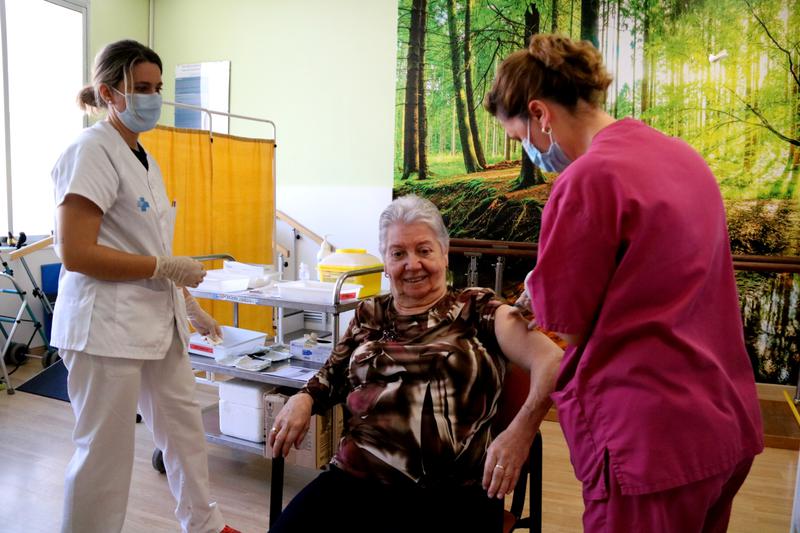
[137,197,150,212]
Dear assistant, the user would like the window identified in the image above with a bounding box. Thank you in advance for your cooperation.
[1,0,86,237]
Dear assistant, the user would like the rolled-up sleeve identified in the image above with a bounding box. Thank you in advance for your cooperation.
[52,141,120,213]
[528,165,623,336]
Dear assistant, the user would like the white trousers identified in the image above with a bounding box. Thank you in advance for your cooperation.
[60,329,224,533]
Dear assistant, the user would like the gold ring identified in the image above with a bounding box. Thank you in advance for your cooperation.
[271,427,278,432]
[494,464,505,470]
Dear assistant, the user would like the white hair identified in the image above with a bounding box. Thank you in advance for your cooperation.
[378,195,449,257]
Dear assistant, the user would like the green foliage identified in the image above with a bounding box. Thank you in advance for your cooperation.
[394,152,510,181]
[395,0,800,199]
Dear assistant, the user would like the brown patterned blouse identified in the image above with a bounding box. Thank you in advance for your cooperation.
[301,287,507,488]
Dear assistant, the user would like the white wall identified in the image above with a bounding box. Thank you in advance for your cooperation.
[153,0,398,263]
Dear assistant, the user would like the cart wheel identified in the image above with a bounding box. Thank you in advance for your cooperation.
[4,342,27,366]
[42,348,60,368]
[152,448,166,474]
[136,413,143,423]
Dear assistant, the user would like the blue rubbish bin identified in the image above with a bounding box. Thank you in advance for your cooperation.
[40,263,61,341]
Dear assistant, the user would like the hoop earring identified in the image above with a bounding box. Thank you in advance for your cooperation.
[384,272,390,279]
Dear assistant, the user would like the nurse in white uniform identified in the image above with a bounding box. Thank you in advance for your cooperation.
[51,40,239,533]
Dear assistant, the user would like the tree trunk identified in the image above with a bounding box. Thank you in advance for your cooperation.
[512,4,546,191]
[451,101,456,156]
[631,26,637,118]
[446,0,478,173]
[742,14,754,170]
[551,0,558,32]
[417,0,429,180]
[569,0,575,37]
[484,108,491,158]
[789,56,800,174]
[672,0,690,19]
[640,0,651,123]
[600,0,607,56]
[401,0,425,179]
[580,0,599,48]
[613,0,620,117]
[464,0,487,169]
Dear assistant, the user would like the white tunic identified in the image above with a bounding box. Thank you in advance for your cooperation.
[51,120,189,358]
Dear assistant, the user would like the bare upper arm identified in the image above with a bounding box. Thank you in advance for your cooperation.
[493,304,561,369]
[56,193,103,269]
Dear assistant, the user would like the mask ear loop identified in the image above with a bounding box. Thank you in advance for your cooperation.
[103,84,119,116]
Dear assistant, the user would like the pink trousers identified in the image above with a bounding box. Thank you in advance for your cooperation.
[582,456,754,533]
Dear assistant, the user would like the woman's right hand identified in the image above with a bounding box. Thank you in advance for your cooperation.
[151,256,206,287]
[269,392,313,458]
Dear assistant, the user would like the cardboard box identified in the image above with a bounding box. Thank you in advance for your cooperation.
[331,404,345,455]
[264,392,333,469]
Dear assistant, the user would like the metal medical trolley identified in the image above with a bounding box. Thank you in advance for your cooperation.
[152,262,384,528]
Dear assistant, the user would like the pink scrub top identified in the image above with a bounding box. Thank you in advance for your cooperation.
[529,118,763,499]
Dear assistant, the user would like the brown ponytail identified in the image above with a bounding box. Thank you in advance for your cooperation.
[77,85,99,112]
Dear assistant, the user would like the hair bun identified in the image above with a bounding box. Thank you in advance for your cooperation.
[528,34,566,70]
[77,85,100,112]
[527,34,612,95]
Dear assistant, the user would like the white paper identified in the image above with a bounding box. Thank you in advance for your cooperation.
[263,366,318,382]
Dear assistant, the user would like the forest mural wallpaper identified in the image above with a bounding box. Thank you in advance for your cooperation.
[393,0,799,385]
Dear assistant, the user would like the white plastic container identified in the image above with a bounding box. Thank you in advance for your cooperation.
[223,260,280,288]
[188,326,267,360]
[277,280,362,304]
[195,269,250,293]
[219,379,275,442]
[289,337,334,363]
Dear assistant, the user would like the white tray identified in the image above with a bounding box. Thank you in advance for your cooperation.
[188,326,267,360]
[276,280,362,305]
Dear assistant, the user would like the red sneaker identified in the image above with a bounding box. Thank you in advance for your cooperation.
[220,527,241,533]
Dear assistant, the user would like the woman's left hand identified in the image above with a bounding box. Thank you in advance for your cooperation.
[482,424,537,499]
[188,308,222,340]
[184,292,222,341]
[269,392,313,458]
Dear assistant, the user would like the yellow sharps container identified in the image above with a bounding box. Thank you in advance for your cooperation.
[317,249,383,297]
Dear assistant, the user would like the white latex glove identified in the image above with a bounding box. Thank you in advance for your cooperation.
[184,292,223,342]
[514,270,534,311]
[151,256,206,288]
[514,270,536,330]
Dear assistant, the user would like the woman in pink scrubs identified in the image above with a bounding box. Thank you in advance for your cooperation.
[486,34,763,532]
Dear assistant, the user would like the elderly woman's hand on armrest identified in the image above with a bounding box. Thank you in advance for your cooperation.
[269,391,314,458]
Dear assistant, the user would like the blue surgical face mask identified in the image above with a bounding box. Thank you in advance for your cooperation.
[521,118,572,173]
[111,87,162,133]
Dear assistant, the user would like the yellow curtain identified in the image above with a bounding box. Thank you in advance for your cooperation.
[141,125,274,334]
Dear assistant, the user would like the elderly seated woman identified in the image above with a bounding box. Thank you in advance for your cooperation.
[268,195,562,533]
